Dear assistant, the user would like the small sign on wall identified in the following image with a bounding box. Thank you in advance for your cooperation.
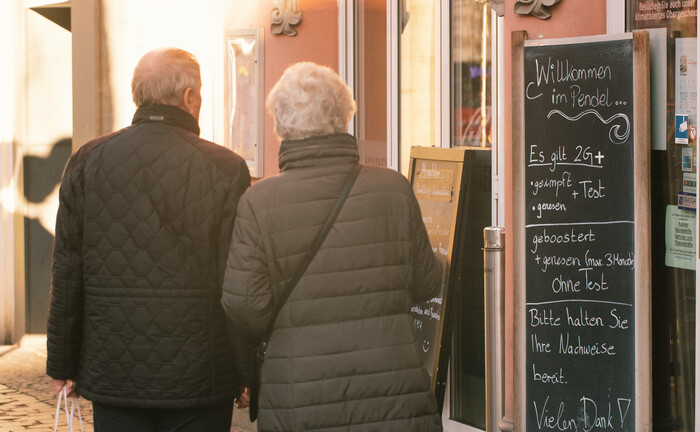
[225,28,265,178]
[666,205,696,270]
[677,114,690,144]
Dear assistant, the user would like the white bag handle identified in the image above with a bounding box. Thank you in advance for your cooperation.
[54,385,84,432]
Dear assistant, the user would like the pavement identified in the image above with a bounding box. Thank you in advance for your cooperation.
[0,336,255,432]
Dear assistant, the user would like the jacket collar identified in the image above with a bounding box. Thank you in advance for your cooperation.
[278,133,359,172]
[132,104,200,136]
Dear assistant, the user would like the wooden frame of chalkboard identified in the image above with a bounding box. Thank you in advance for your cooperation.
[408,146,474,411]
[512,31,651,432]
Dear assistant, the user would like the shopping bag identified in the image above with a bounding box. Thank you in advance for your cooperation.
[53,385,84,432]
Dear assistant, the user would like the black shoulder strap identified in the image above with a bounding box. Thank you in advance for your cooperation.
[263,163,361,341]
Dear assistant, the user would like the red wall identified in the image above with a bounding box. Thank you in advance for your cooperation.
[502,0,607,422]
[262,1,339,176]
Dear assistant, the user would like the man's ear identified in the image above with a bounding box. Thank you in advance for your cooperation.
[181,87,199,119]
[182,87,194,108]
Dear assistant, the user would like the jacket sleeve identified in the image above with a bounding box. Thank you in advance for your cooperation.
[215,160,252,384]
[216,159,251,288]
[46,154,86,380]
[221,193,275,384]
[408,188,442,303]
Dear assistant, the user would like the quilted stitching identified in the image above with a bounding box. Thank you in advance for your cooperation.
[47,105,251,408]
[221,134,442,431]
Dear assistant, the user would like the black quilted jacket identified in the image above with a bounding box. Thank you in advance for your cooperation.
[47,104,251,408]
[222,134,443,431]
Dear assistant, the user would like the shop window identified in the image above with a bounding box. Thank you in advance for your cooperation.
[452,0,492,150]
[626,1,697,430]
[399,0,438,173]
[448,1,491,430]
[350,3,495,429]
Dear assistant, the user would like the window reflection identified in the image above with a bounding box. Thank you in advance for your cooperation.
[627,1,696,430]
[453,0,491,148]
[227,39,256,161]
[225,30,263,177]
[399,0,438,175]
[449,0,491,429]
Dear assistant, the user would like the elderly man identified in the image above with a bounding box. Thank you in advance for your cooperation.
[47,48,251,431]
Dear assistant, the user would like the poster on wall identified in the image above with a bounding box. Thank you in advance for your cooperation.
[666,205,697,270]
[673,37,697,268]
[684,172,697,193]
[225,28,265,178]
[675,38,697,146]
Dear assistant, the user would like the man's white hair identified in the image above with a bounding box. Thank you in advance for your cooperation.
[267,62,356,140]
[131,48,201,107]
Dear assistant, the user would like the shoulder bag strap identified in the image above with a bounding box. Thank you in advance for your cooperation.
[261,163,361,343]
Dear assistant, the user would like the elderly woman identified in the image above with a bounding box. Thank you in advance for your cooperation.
[222,62,442,431]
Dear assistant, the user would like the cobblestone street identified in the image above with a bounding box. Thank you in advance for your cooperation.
[0,336,90,432]
[0,336,254,432]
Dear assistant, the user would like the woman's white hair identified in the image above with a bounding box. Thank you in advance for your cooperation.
[131,48,201,107]
[267,62,356,140]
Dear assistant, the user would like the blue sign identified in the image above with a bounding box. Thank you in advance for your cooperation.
[676,114,689,144]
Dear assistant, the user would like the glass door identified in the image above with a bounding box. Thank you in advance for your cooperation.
[452,0,492,150]
[344,3,499,429]
[398,0,438,175]
[626,2,697,430]
[444,2,493,431]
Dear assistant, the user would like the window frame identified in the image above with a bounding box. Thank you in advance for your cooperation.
[338,2,503,430]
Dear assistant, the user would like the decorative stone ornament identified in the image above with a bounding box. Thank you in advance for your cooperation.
[271,0,302,37]
[514,0,562,20]
[487,0,505,17]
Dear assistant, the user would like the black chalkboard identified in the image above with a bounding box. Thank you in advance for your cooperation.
[408,146,491,412]
[513,32,651,432]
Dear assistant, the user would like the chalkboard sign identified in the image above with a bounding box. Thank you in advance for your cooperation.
[513,32,651,432]
[408,146,488,410]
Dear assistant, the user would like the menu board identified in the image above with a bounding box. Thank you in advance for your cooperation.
[513,32,651,432]
[411,158,457,377]
[408,147,469,408]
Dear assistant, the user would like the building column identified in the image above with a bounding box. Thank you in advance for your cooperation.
[0,0,26,345]
[72,0,102,150]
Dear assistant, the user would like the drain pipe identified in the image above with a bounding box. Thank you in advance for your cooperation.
[484,227,510,432]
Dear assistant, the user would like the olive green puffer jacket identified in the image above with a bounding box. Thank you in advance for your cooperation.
[222,133,443,431]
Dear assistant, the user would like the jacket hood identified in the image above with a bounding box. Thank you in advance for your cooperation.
[278,133,359,172]
[132,104,200,136]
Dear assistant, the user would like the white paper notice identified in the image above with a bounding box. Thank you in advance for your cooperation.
[676,38,698,145]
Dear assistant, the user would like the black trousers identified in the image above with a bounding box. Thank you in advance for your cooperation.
[92,399,234,432]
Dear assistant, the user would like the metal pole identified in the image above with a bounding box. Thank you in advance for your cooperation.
[484,227,506,432]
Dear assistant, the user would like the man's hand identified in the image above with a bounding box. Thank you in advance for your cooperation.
[52,379,76,396]
[235,387,250,409]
